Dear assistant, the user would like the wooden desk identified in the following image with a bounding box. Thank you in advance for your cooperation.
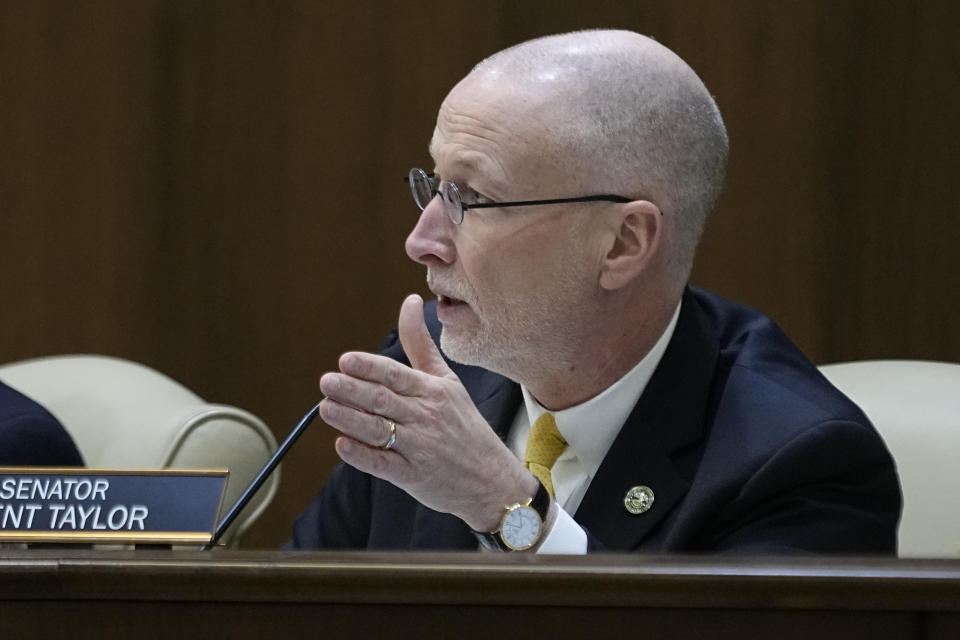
[1,550,958,639]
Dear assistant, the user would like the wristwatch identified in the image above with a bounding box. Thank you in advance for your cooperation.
[474,481,551,551]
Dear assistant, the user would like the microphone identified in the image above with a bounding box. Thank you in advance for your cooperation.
[203,403,320,550]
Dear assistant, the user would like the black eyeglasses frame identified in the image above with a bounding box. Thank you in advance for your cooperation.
[406,168,637,224]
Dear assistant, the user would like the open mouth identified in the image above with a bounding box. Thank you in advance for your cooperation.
[438,294,467,307]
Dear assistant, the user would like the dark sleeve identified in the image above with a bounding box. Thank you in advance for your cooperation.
[0,408,84,467]
[703,419,901,554]
[287,462,374,549]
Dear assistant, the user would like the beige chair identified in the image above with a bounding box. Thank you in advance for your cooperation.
[819,359,960,558]
[0,354,278,548]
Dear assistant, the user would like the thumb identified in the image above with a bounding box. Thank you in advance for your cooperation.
[398,294,451,376]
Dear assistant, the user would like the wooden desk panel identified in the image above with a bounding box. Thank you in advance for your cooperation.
[1,551,958,639]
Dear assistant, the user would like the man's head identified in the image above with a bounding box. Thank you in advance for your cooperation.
[405,30,728,404]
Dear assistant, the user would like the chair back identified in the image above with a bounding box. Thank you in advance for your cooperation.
[819,359,960,557]
[0,354,278,547]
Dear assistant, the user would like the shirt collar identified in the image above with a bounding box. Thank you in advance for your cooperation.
[520,300,682,472]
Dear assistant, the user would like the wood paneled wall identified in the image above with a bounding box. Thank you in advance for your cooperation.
[2,1,957,547]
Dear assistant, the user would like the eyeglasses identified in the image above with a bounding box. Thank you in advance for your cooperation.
[406,167,632,225]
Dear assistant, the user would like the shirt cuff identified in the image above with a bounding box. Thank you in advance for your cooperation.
[535,504,587,554]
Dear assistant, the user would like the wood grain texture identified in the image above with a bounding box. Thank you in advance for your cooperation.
[1,551,959,639]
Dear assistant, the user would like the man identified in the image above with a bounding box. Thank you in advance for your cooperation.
[0,380,84,466]
[291,30,900,553]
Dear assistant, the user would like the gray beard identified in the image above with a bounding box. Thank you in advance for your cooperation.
[436,295,587,385]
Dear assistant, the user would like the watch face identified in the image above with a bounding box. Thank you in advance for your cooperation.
[500,505,542,551]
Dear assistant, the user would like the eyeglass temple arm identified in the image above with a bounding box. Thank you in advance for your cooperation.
[466,195,632,209]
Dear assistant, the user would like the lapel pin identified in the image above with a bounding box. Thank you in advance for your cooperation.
[623,485,655,514]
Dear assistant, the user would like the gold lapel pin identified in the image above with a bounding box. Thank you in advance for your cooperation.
[623,485,655,514]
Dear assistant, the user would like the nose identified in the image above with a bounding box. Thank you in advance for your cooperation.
[405,195,456,266]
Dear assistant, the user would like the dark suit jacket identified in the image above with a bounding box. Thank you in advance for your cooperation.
[290,287,901,554]
[0,381,84,467]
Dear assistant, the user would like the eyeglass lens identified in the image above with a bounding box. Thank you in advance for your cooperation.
[408,168,464,224]
[440,181,463,224]
[408,168,433,210]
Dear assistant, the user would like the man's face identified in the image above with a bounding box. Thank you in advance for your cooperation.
[404,80,608,380]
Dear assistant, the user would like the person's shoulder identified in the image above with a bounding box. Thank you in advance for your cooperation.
[0,381,84,466]
[0,381,54,427]
[682,291,899,550]
[687,287,786,350]
[687,287,866,424]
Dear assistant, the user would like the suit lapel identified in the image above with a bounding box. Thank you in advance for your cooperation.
[470,371,523,441]
[575,289,719,550]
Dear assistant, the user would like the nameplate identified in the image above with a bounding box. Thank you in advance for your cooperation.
[0,468,228,545]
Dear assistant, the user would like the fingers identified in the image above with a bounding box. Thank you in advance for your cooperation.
[398,294,452,377]
[336,351,426,398]
[335,435,410,480]
[327,293,450,402]
[320,397,402,451]
[324,293,450,418]
[320,367,420,424]
[319,293,466,495]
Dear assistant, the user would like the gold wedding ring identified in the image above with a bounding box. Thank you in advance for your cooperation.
[381,420,397,450]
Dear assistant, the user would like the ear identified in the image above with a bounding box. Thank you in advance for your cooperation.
[598,200,662,291]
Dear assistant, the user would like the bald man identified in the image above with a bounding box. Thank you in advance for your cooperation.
[291,30,900,554]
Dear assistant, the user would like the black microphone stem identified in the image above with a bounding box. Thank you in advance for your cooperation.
[203,403,320,550]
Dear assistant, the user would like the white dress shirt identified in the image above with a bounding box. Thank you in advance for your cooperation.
[505,302,681,553]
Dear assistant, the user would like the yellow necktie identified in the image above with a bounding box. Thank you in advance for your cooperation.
[524,413,568,499]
